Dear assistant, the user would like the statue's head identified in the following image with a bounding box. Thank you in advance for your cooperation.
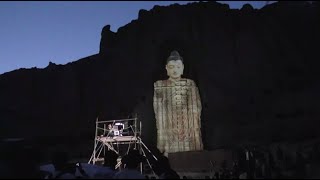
[166,50,184,79]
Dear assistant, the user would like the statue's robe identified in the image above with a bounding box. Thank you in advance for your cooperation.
[153,78,203,155]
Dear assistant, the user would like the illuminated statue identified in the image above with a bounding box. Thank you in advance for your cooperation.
[153,50,203,156]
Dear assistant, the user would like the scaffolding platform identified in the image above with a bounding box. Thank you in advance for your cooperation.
[97,136,138,143]
[88,115,157,175]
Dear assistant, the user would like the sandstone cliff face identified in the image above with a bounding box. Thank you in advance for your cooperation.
[0,1,319,150]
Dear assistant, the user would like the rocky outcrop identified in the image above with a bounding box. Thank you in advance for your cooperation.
[0,2,319,151]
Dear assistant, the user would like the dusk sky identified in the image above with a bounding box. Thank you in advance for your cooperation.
[0,1,271,75]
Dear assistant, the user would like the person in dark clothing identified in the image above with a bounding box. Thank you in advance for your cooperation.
[48,151,77,179]
[152,155,180,179]
[232,161,240,179]
[113,149,146,179]
[276,147,284,161]
[93,150,119,178]
[104,150,118,169]
[214,171,220,179]
[295,151,307,178]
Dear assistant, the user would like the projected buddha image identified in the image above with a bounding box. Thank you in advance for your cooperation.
[153,50,203,156]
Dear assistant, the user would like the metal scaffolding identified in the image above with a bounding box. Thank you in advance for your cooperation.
[88,115,157,175]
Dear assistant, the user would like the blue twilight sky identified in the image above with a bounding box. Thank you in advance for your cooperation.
[0,1,272,75]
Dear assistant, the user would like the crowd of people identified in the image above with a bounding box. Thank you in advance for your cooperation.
[1,138,320,179]
[204,144,320,179]
[41,149,181,179]
[0,138,180,179]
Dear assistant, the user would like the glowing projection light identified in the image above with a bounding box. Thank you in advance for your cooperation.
[113,122,124,136]
[153,50,203,156]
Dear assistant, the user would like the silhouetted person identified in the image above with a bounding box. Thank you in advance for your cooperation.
[232,161,240,179]
[266,151,274,178]
[312,144,320,162]
[255,159,263,178]
[104,150,118,169]
[113,149,145,179]
[214,171,220,179]
[295,151,306,178]
[127,115,134,136]
[248,149,256,179]
[93,150,119,178]
[49,151,77,179]
[276,146,284,161]
[152,155,180,179]
[105,123,114,137]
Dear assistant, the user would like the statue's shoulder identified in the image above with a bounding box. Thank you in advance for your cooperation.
[182,78,196,86]
[154,80,167,87]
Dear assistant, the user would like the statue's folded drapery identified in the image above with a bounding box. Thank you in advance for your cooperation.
[153,78,203,155]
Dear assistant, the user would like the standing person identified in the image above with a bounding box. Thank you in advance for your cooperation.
[152,155,180,179]
[113,149,146,179]
[105,123,114,137]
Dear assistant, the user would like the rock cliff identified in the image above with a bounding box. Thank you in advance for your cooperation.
[0,1,319,151]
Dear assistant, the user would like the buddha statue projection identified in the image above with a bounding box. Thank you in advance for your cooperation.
[153,50,203,156]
